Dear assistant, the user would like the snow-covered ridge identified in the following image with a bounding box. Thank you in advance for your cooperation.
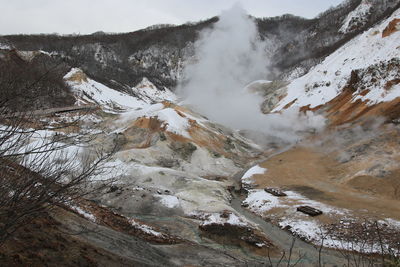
[64,68,178,113]
[274,7,400,111]
[64,68,147,111]
[118,103,192,138]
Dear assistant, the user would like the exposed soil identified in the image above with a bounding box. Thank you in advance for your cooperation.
[252,127,400,223]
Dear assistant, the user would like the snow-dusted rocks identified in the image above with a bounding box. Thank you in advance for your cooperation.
[351,58,400,104]
[339,0,372,34]
[155,195,180,209]
[129,218,164,237]
[202,212,247,226]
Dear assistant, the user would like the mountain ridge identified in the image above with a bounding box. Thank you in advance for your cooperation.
[2,0,399,92]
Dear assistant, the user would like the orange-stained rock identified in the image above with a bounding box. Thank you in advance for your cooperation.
[385,79,400,90]
[133,116,164,132]
[382,18,400,37]
[323,89,400,125]
[283,98,297,110]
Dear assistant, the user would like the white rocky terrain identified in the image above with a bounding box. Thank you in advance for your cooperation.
[1,0,400,266]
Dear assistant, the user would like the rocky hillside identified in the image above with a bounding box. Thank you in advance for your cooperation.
[1,0,400,266]
[272,5,400,124]
[2,0,400,92]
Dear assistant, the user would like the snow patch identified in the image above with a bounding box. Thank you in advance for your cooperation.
[243,189,346,215]
[199,212,250,227]
[279,218,400,254]
[129,219,163,237]
[241,165,266,186]
[69,204,96,222]
[382,218,400,229]
[157,108,191,138]
[279,219,321,241]
[243,189,282,213]
[117,104,192,138]
[155,195,180,208]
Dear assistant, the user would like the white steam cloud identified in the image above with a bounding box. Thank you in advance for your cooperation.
[178,4,325,143]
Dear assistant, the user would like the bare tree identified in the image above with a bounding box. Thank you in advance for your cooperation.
[318,219,400,267]
[0,61,116,245]
[266,238,305,267]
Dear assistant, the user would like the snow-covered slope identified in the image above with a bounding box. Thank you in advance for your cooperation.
[64,68,178,112]
[119,103,193,138]
[64,68,148,111]
[274,7,400,111]
[132,77,177,103]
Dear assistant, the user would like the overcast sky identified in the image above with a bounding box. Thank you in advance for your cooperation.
[0,0,345,35]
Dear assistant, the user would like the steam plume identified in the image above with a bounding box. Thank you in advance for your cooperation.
[178,4,325,143]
